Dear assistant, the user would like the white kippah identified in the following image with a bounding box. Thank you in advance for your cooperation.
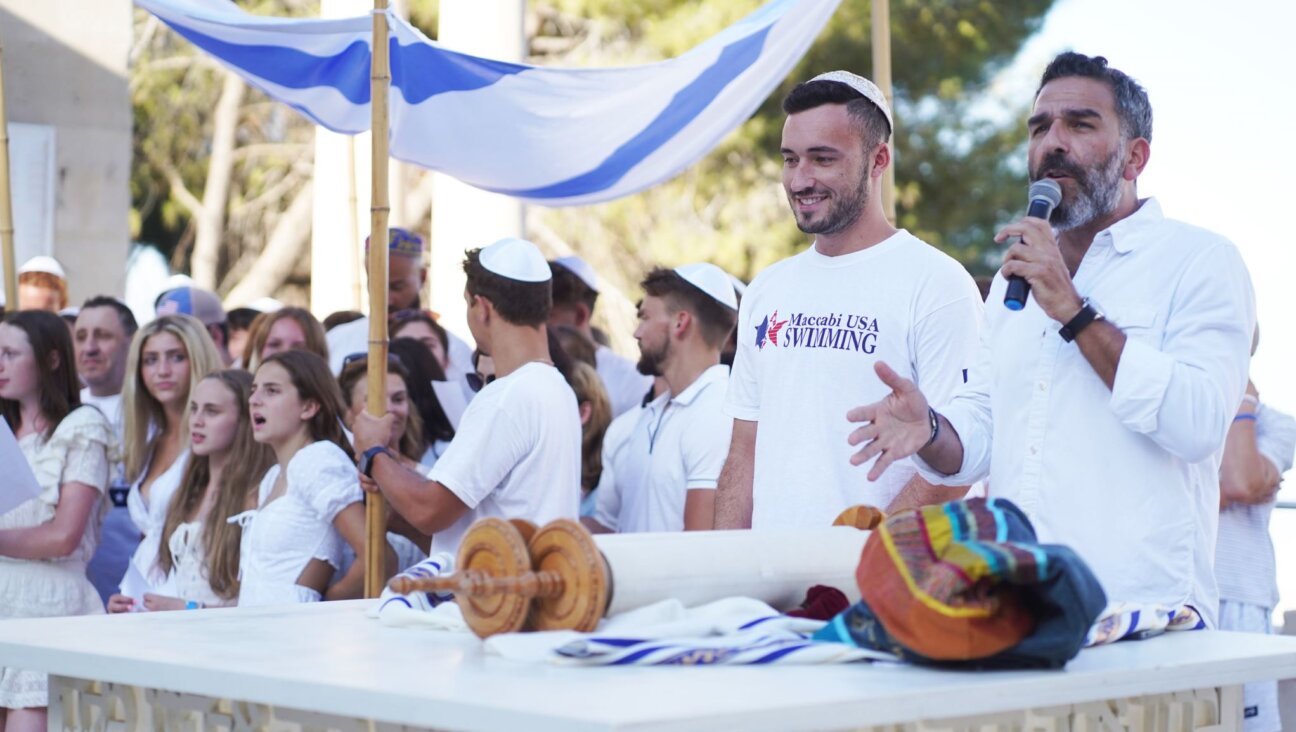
[808,70,894,134]
[552,255,600,293]
[479,238,551,283]
[674,263,739,311]
[18,255,67,280]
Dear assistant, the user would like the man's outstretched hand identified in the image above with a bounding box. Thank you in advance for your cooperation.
[847,361,933,481]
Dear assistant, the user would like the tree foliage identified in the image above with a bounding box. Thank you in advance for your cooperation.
[129,0,1054,306]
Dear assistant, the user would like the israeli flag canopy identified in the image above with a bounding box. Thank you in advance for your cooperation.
[135,0,841,207]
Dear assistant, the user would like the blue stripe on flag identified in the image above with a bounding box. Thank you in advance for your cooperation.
[391,41,527,103]
[488,23,774,200]
[163,24,372,104]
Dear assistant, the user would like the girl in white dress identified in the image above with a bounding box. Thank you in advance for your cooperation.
[109,315,222,610]
[0,311,113,732]
[239,350,384,605]
[144,371,273,610]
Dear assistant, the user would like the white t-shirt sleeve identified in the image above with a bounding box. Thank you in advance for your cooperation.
[724,286,761,421]
[288,442,363,524]
[426,398,530,510]
[680,401,733,491]
[910,274,984,408]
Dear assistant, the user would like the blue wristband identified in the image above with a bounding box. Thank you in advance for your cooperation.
[1233,413,1257,423]
[185,600,201,610]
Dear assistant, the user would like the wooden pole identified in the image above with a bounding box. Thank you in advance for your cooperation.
[871,0,896,225]
[0,44,17,311]
[364,0,391,599]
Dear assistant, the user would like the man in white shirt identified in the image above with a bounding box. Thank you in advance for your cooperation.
[354,238,581,556]
[549,255,652,417]
[585,264,738,534]
[326,228,474,379]
[76,296,139,602]
[713,71,982,530]
[846,52,1255,626]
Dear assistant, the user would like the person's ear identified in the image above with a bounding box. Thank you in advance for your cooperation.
[300,398,321,422]
[1124,138,1150,181]
[674,310,692,339]
[870,142,891,179]
[578,400,592,427]
[47,350,61,373]
[575,303,592,329]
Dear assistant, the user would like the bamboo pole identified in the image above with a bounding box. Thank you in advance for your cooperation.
[0,44,17,311]
[365,0,391,599]
[871,0,896,225]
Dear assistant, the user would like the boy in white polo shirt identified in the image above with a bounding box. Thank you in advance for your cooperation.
[584,264,738,533]
[353,238,582,555]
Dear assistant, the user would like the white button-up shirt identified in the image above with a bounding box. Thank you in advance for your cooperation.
[593,365,732,533]
[920,199,1254,627]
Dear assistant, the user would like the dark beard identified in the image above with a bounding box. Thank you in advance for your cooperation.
[636,349,663,377]
[790,169,870,236]
[1031,148,1124,232]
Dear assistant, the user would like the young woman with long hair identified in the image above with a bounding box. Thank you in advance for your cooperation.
[237,350,388,604]
[338,355,430,566]
[386,339,455,467]
[0,311,113,731]
[113,315,222,605]
[139,370,273,610]
[240,308,328,373]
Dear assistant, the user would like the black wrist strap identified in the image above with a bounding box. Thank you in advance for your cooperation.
[923,407,940,449]
[1060,302,1099,343]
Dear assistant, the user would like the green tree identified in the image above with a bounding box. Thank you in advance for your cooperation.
[534,0,1056,297]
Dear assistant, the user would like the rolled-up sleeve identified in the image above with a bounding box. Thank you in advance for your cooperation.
[1109,242,1255,463]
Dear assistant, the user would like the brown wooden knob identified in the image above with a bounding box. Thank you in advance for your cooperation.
[527,519,609,633]
[453,517,535,638]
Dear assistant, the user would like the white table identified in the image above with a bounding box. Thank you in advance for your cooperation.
[2,600,1294,731]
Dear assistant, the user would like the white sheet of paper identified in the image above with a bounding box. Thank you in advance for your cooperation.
[430,378,473,430]
[0,419,42,515]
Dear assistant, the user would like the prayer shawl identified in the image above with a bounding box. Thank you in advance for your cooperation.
[814,497,1107,669]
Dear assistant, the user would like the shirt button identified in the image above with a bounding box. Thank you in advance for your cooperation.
[1037,382,1047,392]
[1030,446,1038,455]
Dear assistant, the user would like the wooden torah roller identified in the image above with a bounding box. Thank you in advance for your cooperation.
[389,508,884,639]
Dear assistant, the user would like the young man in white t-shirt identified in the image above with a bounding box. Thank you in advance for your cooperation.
[584,263,738,534]
[76,296,139,602]
[714,71,982,530]
[353,238,581,556]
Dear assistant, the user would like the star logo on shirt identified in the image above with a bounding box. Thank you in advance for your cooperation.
[754,311,787,350]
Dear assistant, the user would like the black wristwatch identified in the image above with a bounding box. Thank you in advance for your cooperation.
[1059,299,1105,343]
[360,445,393,479]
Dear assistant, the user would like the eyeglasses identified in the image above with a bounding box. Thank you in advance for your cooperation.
[341,352,404,370]
[465,371,496,393]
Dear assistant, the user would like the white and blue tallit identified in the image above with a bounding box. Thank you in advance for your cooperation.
[486,597,895,666]
[133,0,840,206]
[369,552,467,631]
[1084,602,1207,647]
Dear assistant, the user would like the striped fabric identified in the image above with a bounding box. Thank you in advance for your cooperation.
[815,498,1108,669]
[135,0,840,207]
[1085,602,1206,646]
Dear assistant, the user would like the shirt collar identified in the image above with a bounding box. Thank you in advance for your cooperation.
[1102,197,1162,254]
[668,364,729,407]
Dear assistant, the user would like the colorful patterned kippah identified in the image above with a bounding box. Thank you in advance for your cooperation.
[365,227,425,257]
[815,497,1106,669]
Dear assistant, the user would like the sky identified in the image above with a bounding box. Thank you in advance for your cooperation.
[997,0,1296,621]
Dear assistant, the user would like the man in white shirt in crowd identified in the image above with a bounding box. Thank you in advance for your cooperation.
[353,238,581,555]
[549,255,652,418]
[846,52,1255,626]
[713,70,982,530]
[76,296,139,601]
[584,263,738,534]
[1216,332,1295,732]
[326,228,473,380]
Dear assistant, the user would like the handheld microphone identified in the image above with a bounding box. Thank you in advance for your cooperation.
[1003,178,1063,311]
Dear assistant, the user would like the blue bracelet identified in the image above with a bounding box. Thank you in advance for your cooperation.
[184,600,201,610]
[1233,413,1257,423]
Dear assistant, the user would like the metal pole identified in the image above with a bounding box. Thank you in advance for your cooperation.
[0,44,17,311]
[365,0,391,599]
[871,0,896,225]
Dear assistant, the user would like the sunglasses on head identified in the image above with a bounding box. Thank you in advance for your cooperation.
[341,351,404,370]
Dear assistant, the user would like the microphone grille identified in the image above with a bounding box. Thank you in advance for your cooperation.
[1029,178,1063,207]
